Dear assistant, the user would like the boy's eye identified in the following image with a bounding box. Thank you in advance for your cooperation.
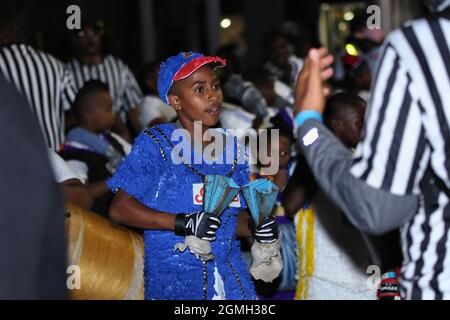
[212,83,221,90]
[194,87,204,93]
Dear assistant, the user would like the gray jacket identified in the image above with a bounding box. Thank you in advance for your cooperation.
[297,119,419,236]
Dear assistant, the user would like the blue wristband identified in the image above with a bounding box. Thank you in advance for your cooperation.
[294,110,323,127]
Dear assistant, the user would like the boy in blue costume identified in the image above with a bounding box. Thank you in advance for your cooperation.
[107,52,279,300]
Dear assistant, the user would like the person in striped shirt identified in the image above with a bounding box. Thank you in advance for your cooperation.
[0,6,76,151]
[293,1,450,299]
[66,19,143,141]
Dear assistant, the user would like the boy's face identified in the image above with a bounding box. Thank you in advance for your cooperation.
[277,136,291,169]
[259,135,291,171]
[91,91,115,132]
[334,105,365,149]
[270,37,289,66]
[168,65,223,128]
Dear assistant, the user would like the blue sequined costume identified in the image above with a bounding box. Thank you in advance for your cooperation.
[107,124,257,300]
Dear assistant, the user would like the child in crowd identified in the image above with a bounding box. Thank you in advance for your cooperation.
[322,92,366,150]
[249,116,298,299]
[251,123,294,192]
[325,93,403,298]
[283,91,377,300]
[262,30,303,89]
[107,52,279,300]
[59,80,131,217]
[243,66,291,110]
[243,67,295,131]
[138,61,177,128]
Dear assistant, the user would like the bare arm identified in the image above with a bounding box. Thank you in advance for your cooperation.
[112,116,132,142]
[86,181,110,199]
[236,210,252,237]
[60,178,93,209]
[109,189,176,230]
[127,107,143,135]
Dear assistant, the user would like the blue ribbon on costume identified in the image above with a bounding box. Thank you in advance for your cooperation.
[242,179,279,227]
[203,175,241,216]
[202,175,279,227]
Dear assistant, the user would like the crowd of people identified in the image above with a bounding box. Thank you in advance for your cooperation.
[1,0,449,300]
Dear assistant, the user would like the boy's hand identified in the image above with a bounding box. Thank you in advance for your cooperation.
[273,168,289,191]
[175,211,221,241]
[250,216,279,244]
[293,48,334,116]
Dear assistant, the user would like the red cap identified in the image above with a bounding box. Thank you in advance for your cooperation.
[173,56,227,81]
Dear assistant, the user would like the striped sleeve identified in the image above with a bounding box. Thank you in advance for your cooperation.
[60,67,77,111]
[350,30,431,196]
[0,45,70,150]
[120,60,142,112]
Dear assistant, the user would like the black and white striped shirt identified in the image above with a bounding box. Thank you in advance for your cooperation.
[351,13,450,299]
[0,44,76,150]
[66,55,142,117]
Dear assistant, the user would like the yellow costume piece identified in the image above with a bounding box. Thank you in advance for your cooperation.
[295,206,315,300]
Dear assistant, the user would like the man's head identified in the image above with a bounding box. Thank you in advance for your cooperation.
[158,52,226,128]
[139,61,160,96]
[71,19,104,57]
[263,31,290,67]
[323,92,366,149]
[0,1,26,45]
[74,80,115,133]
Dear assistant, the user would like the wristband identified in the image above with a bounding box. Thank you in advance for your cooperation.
[174,214,186,236]
[294,110,323,127]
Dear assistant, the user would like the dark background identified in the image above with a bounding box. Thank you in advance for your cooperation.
[1,0,426,73]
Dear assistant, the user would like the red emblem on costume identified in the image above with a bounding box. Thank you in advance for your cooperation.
[182,52,192,58]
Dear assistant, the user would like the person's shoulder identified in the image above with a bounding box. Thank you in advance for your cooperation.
[134,124,175,155]
[147,122,175,133]
[392,15,442,39]
[404,16,430,29]
[65,58,79,67]
[384,15,447,59]
[32,47,64,67]
[105,55,130,69]
[2,44,64,67]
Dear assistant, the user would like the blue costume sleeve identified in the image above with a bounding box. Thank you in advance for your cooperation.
[107,132,164,205]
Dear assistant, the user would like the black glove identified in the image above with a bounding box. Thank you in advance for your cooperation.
[174,211,221,241]
[250,216,279,244]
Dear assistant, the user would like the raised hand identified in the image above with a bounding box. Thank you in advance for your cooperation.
[294,47,334,116]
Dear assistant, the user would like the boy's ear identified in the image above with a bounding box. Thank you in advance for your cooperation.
[168,94,182,111]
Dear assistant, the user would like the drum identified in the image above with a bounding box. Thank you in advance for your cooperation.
[65,203,144,300]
